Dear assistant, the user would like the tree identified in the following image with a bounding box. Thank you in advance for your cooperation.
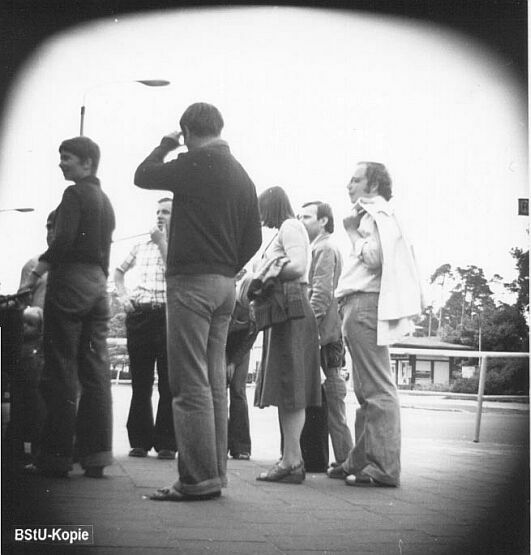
[108,291,126,337]
[415,305,439,337]
[505,247,529,315]
[429,249,528,394]
[108,311,126,338]
[481,303,529,352]
[453,265,494,327]
[430,263,452,285]
[430,263,452,333]
[436,253,528,351]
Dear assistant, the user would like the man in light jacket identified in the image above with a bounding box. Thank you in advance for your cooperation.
[299,201,353,467]
[329,162,423,488]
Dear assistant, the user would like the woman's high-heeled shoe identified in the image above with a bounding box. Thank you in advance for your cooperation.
[256,462,305,484]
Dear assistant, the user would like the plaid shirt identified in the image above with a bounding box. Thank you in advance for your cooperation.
[118,240,166,304]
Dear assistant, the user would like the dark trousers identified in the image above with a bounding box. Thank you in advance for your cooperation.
[38,263,113,472]
[228,351,251,456]
[300,386,329,472]
[0,305,23,397]
[126,308,175,452]
[10,343,46,457]
[278,384,329,472]
[2,305,23,459]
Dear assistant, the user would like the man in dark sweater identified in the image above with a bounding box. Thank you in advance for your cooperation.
[20,136,115,478]
[135,102,262,501]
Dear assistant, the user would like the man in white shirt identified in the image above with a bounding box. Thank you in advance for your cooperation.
[329,162,422,488]
[114,198,176,460]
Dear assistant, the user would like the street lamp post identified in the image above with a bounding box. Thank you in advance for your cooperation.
[79,79,170,135]
[0,207,34,213]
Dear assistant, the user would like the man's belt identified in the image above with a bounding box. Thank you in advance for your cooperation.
[338,291,379,306]
[132,301,166,312]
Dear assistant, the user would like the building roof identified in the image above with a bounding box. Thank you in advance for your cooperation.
[392,336,473,350]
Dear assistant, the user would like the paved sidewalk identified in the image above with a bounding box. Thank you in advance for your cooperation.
[2,384,529,554]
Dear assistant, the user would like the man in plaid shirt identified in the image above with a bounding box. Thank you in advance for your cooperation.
[114,198,176,460]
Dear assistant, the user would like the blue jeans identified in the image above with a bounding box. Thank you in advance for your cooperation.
[166,274,235,496]
[340,293,401,486]
[38,263,113,472]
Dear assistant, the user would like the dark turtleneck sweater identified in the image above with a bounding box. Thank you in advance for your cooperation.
[40,175,115,276]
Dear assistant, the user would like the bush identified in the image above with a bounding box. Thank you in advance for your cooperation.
[450,358,529,395]
[450,377,479,394]
[485,359,528,395]
[411,383,449,392]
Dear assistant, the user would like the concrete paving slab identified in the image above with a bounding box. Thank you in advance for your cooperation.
[2,383,529,554]
[92,549,187,555]
[173,540,282,554]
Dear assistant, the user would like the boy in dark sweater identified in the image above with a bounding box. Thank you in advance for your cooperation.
[20,136,115,478]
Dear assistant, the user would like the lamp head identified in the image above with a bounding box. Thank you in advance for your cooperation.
[0,207,34,213]
[136,80,170,87]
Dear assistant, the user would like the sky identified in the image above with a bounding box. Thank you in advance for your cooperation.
[0,6,527,307]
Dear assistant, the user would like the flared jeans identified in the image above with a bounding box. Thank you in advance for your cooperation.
[166,274,235,496]
[340,292,401,486]
[38,263,113,473]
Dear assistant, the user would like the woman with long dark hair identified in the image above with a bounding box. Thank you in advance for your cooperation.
[254,186,321,484]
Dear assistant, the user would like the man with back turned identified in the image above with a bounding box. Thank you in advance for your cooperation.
[134,102,262,501]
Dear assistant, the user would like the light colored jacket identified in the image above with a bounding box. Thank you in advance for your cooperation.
[359,196,424,345]
[309,232,343,346]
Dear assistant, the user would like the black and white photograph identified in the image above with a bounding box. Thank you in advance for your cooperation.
[1,1,528,553]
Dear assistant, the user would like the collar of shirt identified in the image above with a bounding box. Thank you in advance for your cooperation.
[356,195,393,217]
[75,175,100,187]
[198,138,230,152]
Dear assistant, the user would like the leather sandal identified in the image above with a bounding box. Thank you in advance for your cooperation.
[149,486,221,501]
[256,462,305,484]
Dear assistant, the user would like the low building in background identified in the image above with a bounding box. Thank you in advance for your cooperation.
[388,336,474,388]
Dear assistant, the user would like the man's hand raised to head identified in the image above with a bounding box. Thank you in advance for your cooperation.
[150,224,168,263]
[343,208,366,232]
[161,131,183,150]
[150,224,167,246]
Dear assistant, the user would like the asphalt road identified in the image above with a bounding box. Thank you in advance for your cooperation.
[111,383,529,460]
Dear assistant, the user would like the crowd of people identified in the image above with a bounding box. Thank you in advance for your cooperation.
[11,101,423,501]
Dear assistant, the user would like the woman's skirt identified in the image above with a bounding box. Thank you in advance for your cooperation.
[254,293,321,410]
